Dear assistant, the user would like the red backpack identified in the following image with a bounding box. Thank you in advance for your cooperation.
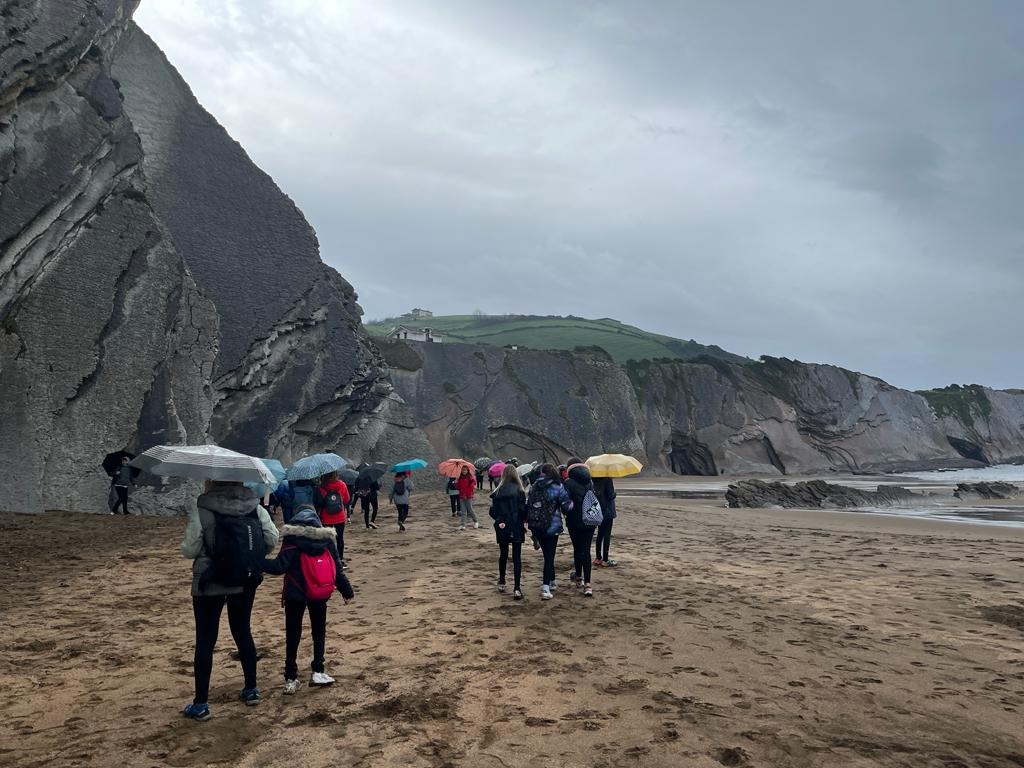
[285,545,336,601]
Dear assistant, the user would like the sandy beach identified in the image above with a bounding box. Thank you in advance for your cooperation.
[2,491,1024,768]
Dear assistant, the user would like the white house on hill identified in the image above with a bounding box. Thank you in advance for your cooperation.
[389,325,443,343]
[408,308,433,319]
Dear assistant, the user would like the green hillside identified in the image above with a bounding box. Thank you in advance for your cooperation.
[364,314,747,365]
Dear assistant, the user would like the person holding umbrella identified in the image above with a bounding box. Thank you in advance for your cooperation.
[388,472,413,531]
[354,463,385,529]
[102,450,139,515]
[316,471,351,569]
[456,464,479,530]
[132,445,281,721]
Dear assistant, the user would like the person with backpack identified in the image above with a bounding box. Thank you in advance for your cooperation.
[489,464,528,600]
[527,463,572,601]
[180,481,279,721]
[274,479,294,523]
[317,472,351,569]
[262,505,354,695]
[455,465,479,530]
[291,478,318,510]
[388,472,413,531]
[592,476,618,567]
[562,457,600,597]
[354,473,381,529]
[445,476,460,518]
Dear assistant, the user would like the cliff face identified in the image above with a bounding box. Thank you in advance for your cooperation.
[0,4,431,513]
[385,340,1024,476]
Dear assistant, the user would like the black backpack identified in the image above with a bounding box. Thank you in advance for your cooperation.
[526,484,556,531]
[394,478,406,496]
[323,488,345,515]
[204,510,267,587]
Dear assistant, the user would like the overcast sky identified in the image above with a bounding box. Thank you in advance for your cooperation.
[135,1,1023,391]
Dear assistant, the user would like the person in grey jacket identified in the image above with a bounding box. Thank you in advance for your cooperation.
[388,472,414,531]
[180,482,279,721]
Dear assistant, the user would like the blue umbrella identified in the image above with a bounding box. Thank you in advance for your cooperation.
[390,458,428,473]
[246,458,287,497]
[286,453,348,481]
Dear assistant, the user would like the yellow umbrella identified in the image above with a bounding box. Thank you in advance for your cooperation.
[585,453,643,478]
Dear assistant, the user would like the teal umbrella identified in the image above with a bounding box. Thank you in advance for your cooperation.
[390,458,428,473]
[246,458,286,497]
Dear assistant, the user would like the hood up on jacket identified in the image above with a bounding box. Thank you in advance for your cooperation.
[281,504,336,554]
[566,464,592,486]
[197,485,259,517]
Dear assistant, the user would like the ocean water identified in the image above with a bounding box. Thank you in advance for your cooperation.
[893,464,1024,484]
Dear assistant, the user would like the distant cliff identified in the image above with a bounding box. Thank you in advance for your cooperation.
[0,2,431,513]
[382,339,1024,475]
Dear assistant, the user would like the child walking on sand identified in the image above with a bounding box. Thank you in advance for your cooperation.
[262,505,354,695]
[388,472,413,531]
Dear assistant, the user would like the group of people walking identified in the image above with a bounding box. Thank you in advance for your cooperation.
[482,458,618,601]
[178,455,619,722]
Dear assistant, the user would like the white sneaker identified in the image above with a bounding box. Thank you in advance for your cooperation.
[310,672,335,686]
[474,522,480,529]
[541,586,553,600]
[283,679,301,695]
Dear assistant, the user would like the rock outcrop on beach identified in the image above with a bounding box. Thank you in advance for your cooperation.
[725,479,921,509]
[384,339,1024,477]
[0,2,430,513]
[953,482,1020,501]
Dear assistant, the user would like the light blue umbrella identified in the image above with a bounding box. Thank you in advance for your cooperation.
[286,453,348,481]
[390,458,428,473]
[246,458,287,497]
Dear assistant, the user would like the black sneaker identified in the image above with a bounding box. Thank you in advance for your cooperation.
[239,687,260,706]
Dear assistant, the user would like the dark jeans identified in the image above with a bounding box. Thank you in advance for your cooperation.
[536,532,559,586]
[595,517,614,561]
[361,495,378,526]
[396,504,409,524]
[569,525,595,584]
[112,485,129,515]
[284,599,327,680]
[192,587,257,704]
[449,495,460,515]
[498,540,522,591]
[332,523,345,563]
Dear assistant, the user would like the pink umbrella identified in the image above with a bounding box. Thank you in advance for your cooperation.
[488,461,507,477]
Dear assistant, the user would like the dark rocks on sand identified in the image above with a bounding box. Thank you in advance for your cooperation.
[953,482,1019,500]
[725,479,921,509]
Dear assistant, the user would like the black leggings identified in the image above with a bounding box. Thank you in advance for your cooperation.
[192,587,257,704]
[361,495,378,526]
[112,486,129,515]
[535,532,559,586]
[332,523,345,563]
[449,495,460,515]
[569,525,595,584]
[498,540,522,590]
[396,504,409,524]
[595,517,614,561]
[284,599,327,680]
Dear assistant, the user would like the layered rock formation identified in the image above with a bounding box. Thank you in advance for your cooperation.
[384,339,1024,477]
[0,3,430,513]
[725,480,921,509]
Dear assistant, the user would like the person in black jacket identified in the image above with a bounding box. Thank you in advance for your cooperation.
[262,505,354,695]
[592,476,618,567]
[489,464,528,600]
[354,473,381,529]
[562,456,596,597]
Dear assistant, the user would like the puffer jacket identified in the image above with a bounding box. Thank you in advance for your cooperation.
[181,486,280,597]
[562,464,593,530]
[527,477,572,536]
[489,482,528,544]
[262,507,354,603]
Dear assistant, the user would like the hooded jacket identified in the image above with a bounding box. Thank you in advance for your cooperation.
[262,506,354,603]
[562,464,594,531]
[181,486,280,597]
[489,482,528,544]
[317,478,351,526]
[456,472,476,500]
[389,475,413,505]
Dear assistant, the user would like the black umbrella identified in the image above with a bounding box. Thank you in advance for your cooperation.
[358,462,388,482]
[473,456,494,470]
[338,467,359,484]
[102,450,140,478]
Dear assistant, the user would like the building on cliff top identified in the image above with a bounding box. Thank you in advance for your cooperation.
[406,308,433,319]
[389,325,443,343]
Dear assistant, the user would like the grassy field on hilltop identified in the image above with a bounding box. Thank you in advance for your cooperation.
[364,313,746,364]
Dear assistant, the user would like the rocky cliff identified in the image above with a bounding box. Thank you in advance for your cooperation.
[383,339,1024,476]
[0,2,430,513]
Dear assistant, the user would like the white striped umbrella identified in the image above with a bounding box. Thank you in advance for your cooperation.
[130,444,277,484]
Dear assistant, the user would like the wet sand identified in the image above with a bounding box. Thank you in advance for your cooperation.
[2,493,1024,767]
